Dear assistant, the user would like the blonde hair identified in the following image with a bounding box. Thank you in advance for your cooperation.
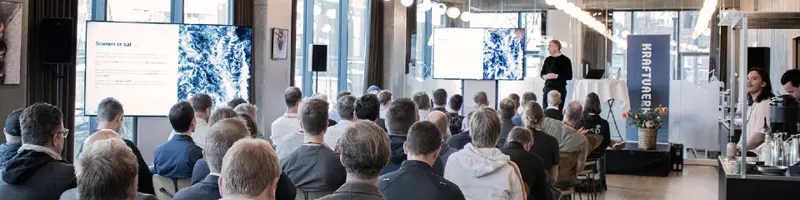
[547,90,562,107]
[221,139,280,197]
[469,107,501,148]
[234,104,258,120]
[76,138,138,200]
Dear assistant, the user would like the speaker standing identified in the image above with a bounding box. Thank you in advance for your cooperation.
[541,40,572,111]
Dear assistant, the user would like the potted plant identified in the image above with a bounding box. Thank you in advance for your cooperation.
[623,106,668,150]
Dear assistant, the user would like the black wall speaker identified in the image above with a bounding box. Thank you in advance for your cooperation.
[748,47,770,74]
[311,44,327,72]
[40,18,74,64]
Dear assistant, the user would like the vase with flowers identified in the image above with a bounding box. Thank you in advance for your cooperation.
[623,106,668,150]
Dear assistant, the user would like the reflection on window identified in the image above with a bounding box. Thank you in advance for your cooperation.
[107,0,170,22]
[74,0,91,159]
[184,0,229,24]
[347,0,368,96]
[311,0,339,102]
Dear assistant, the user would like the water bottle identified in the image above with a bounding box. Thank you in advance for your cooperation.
[762,133,773,164]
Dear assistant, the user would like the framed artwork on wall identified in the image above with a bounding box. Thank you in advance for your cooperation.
[272,28,289,60]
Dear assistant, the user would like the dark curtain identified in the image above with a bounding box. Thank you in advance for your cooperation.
[405,2,415,74]
[28,0,78,162]
[365,0,386,89]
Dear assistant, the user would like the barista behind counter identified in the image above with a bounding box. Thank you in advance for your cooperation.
[740,68,774,155]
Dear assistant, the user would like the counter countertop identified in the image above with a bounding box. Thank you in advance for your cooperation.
[718,157,800,182]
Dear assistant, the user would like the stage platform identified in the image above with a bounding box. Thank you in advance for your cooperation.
[606,142,673,177]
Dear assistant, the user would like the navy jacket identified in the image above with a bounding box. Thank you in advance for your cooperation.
[191,159,297,200]
[0,143,20,169]
[501,141,550,200]
[173,174,221,200]
[445,131,471,150]
[512,114,524,126]
[191,159,211,185]
[153,134,203,179]
[379,160,465,200]
[379,135,445,176]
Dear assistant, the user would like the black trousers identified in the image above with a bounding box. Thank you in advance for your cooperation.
[543,86,567,111]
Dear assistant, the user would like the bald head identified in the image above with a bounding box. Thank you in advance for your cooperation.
[426,111,450,138]
[83,129,122,151]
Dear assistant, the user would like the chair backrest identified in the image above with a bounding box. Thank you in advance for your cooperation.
[294,189,335,200]
[557,151,580,184]
[152,174,192,200]
[585,134,604,151]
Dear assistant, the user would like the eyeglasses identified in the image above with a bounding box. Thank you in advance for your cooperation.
[58,129,70,138]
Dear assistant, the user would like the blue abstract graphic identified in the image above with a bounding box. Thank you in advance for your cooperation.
[482,29,525,80]
[178,24,252,105]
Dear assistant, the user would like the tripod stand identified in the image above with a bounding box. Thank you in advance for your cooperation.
[606,98,625,141]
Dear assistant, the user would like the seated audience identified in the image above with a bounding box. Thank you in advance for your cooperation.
[354,93,387,133]
[0,108,23,168]
[168,94,213,148]
[413,92,432,121]
[325,95,357,148]
[381,98,445,176]
[191,107,243,184]
[209,107,240,125]
[473,91,489,109]
[176,119,297,200]
[271,87,303,145]
[319,121,390,200]
[234,103,258,121]
[227,98,248,108]
[497,98,517,148]
[280,98,346,194]
[512,92,536,126]
[447,94,465,135]
[444,107,526,200]
[153,101,204,179]
[367,85,382,94]
[329,91,352,122]
[427,111,457,165]
[576,93,611,155]
[544,90,563,121]
[380,121,465,200]
[61,131,156,200]
[445,111,474,150]
[378,90,392,119]
[500,127,548,200]
[508,93,521,122]
[218,139,282,200]
[523,102,561,183]
[432,88,448,113]
[0,103,76,199]
[239,113,261,139]
[542,101,589,178]
[83,98,153,194]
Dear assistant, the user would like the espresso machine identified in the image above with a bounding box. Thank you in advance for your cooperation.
[763,95,800,168]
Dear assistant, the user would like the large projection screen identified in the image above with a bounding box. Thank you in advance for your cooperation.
[432,28,526,80]
[84,21,252,116]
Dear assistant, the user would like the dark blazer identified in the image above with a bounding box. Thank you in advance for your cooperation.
[0,143,20,169]
[61,188,157,200]
[173,175,221,200]
[501,142,549,200]
[152,134,203,179]
[318,182,387,200]
[190,159,297,200]
[544,108,563,121]
[379,160,465,200]
[445,131,471,150]
[380,135,445,176]
[191,159,211,185]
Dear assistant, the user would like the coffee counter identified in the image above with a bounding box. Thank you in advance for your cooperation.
[717,157,800,200]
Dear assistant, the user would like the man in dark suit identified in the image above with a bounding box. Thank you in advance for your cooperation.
[500,127,549,200]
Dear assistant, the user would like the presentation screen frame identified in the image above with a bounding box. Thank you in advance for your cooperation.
[431,27,527,81]
[83,21,254,117]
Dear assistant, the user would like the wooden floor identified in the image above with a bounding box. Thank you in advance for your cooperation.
[580,165,718,200]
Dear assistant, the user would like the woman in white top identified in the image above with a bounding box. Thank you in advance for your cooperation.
[742,68,775,154]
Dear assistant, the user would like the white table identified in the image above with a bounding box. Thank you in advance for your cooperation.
[571,79,631,113]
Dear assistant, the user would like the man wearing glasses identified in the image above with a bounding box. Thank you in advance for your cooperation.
[0,103,77,199]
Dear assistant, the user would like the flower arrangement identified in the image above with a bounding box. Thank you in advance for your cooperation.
[623,106,669,129]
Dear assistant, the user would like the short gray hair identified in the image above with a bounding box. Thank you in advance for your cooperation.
[547,90,562,107]
[76,138,138,200]
[337,95,357,120]
[210,107,239,125]
[507,127,533,146]
[234,104,258,119]
[221,139,280,198]
[338,120,390,179]
[206,118,251,173]
[565,100,583,123]
[20,103,63,146]
[300,98,329,135]
[426,111,450,138]
[469,107,501,148]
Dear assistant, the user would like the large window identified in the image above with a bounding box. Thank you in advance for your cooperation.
[184,0,229,24]
[313,0,340,102]
[347,0,369,96]
[107,0,170,22]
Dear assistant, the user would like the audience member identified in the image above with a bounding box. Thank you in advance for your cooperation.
[413,92,432,121]
[61,132,156,200]
[209,107,239,125]
[432,88,448,113]
[311,93,340,127]
[239,113,261,139]
[544,90,563,121]
[329,91,352,122]
[523,102,560,183]
[447,94,465,135]
[319,121,390,200]
[577,93,611,156]
[153,101,204,179]
[378,90,392,119]
[497,98,517,148]
[355,93,387,132]
[325,95,357,148]
[500,127,548,200]
[379,121,465,200]
[473,92,489,109]
[84,98,153,194]
[227,98,248,109]
[234,103,258,121]
[177,119,297,200]
[427,111,457,165]
[190,94,213,148]
[541,101,589,179]
[0,103,76,199]
[277,98,322,158]
[445,111,473,150]
[280,98,346,194]
[367,85,382,94]
[271,87,303,145]
[0,108,23,168]
[219,139,281,200]
[444,107,526,200]
[781,69,800,100]
[513,92,537,126]
[381,98,445,175]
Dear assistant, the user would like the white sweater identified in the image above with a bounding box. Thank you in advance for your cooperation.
[444,143,525,200]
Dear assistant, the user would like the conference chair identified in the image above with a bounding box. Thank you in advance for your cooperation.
[554,152,580,200]
[153,174,192,200]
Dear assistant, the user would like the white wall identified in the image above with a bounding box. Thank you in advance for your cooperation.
[741,0,800,94]
[254,0,292,137]
[0,0,28,143]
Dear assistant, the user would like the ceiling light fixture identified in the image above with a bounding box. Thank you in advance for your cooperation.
[447,7,460,19]
[401,0,414,7]
[692,0,718,39]
[460,11,472,22]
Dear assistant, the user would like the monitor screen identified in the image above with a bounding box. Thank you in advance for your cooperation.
[432,28,526,80]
